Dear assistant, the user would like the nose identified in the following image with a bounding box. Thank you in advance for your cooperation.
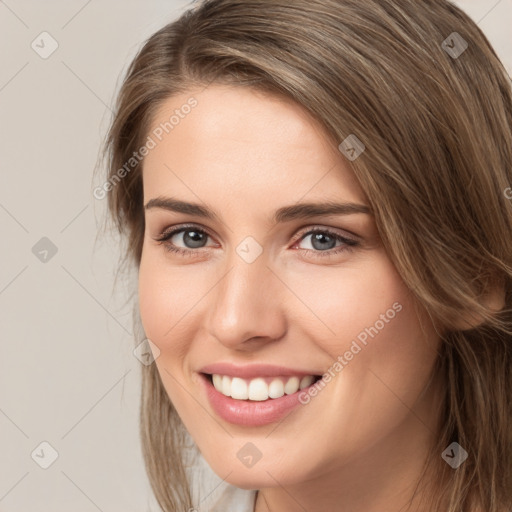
[206,251,288,351]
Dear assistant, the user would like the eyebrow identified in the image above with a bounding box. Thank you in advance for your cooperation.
[144,196,372,224]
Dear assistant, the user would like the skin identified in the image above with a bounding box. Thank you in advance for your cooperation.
[138,84,446,512]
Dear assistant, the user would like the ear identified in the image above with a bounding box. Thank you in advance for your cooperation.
[449,280,506,331]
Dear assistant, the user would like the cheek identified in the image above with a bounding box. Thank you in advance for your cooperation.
[138,249,200,347]
[138,252,198,404]
[138,252,192,383]
[290,249,439,392]
[284,254,440,463]
[138,254,168,342]
[289,250,413,344]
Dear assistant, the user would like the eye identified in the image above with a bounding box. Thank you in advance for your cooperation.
[292,227,359,259]
[153,224,359,259]
[154,224,216,256]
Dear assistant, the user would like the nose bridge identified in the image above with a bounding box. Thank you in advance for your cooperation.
[207,247,286,347]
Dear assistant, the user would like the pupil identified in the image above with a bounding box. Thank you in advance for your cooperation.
[184,230,206,248]
[312,233,335,250]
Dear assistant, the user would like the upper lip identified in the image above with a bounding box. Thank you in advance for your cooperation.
[199,362,321,379]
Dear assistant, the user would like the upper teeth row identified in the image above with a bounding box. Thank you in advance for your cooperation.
[212,374,315,401]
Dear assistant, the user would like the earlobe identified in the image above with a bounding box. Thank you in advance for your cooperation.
[449,281,506,331]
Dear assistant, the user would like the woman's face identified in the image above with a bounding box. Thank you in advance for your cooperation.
[138,84,442,492]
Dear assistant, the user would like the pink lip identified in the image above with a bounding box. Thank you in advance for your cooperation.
[199,373,312,426]
[199,362,319,379]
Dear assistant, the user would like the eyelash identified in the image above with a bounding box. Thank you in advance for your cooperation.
[153,223,359,260]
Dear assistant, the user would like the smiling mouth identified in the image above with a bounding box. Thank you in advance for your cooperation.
[202,372,322,401]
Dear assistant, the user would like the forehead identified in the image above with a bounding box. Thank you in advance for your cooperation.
[142,84,367,210]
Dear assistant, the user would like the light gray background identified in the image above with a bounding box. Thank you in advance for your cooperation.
[0,1,510,511]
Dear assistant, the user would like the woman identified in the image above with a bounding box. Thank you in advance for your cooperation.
[100,0,512,510]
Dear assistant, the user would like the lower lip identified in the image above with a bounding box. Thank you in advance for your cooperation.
[200,373,312,426]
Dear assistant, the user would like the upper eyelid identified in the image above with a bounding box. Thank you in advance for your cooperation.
[156,223,215,242]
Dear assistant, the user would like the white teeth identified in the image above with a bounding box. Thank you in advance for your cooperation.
[231,377,248,399]
[210,374,317,401]
[299,375,314,389]
[284,376,300,394]
[221,375,231,396]
[248,378,268,401]
[268,379,284,399]
[212,374,222,390]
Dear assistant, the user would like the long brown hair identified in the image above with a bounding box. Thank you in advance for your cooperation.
[99,1,512,510]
